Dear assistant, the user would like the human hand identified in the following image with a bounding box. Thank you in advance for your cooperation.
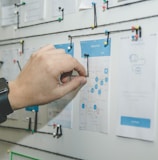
[8,44,87,110]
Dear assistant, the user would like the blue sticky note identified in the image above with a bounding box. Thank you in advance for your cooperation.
[55,43,74,57]
[81,103,85,109]
[121,116,151,128]
[25,106,39,112]
[80,39,111,57]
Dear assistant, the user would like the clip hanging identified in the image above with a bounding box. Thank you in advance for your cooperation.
[19,40,24,54]
[33,109,38,133]
[57,7,64,22]
[68,35,73,52]
[91,2,97,29]
[104,30,110,46]
[25,106,39,133]
[131,26,142,41]
[53,124,62,138]
[26,117,32,131]
[102,0,109,11]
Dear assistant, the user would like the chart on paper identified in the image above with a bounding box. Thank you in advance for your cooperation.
[79,39,111,133]
[116,34,158,141]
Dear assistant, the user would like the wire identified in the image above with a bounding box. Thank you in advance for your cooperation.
[0,40,25,54]
[0,139,84,160]
[0,13,157,43]
[92,2,97,29]
[16,7,64,29]
[10,151,39,160]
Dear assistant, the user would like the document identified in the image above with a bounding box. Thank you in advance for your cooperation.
[116,34,158,141]
[79,39,111,133]
[23,0,45,22]
[48,100,73,128]
[1,5,17,26]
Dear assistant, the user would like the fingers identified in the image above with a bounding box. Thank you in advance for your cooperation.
[60,71,73,83]
[57,54,86,77]
[56,76,87,97]
[37,44,87,78]
[40,44,55,52]
[73,59,87,77]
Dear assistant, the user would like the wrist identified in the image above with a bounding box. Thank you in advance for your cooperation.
[8,81,26,110]
[0,78,13,122]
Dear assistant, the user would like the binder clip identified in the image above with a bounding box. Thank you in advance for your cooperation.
[20,40,24,54]
[104,30,110,46]
[91,2,97,29]
[53,124,62,138]
[26,117,32,132]
[131,26,142,41]
[102,0,109,11]
[58,7,64,22]
[68,35,73,52]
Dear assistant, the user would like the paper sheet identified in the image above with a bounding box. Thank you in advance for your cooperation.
[1,5,17,26]
[48,100,73,128]
[116,34,158,141]
[22,0,45,22]
[79,39,111,133]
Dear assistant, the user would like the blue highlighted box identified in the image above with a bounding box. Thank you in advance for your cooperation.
[55,43,74,56]
[25,106,39,112]
[121,116,151,128]
[81,104,85,109]
[80,39,111,57]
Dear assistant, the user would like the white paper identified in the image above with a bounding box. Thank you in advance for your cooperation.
[79,39,111,133]
[116,34,158,141]
[23,0,45,22]
[1,5,17,26]
[48,99,73,129]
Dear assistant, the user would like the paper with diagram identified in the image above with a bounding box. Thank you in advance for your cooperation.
[79,39,111,133]
[116,34,158,141]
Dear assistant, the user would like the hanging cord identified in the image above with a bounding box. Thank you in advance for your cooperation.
[91,2,97,29]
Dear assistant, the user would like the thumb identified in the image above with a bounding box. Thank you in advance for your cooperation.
[58,76,87,97]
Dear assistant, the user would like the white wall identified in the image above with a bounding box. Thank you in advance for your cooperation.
[0,0,158,160]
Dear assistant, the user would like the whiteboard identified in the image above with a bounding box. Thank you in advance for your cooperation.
[0,0,158,160]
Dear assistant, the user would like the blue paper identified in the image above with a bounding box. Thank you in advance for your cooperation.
[55,43,74,57]
[80,39,111,57]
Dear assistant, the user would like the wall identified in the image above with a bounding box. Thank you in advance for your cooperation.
[0,0,158,160]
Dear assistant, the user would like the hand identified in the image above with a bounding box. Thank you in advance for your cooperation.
[8,44,87,110]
